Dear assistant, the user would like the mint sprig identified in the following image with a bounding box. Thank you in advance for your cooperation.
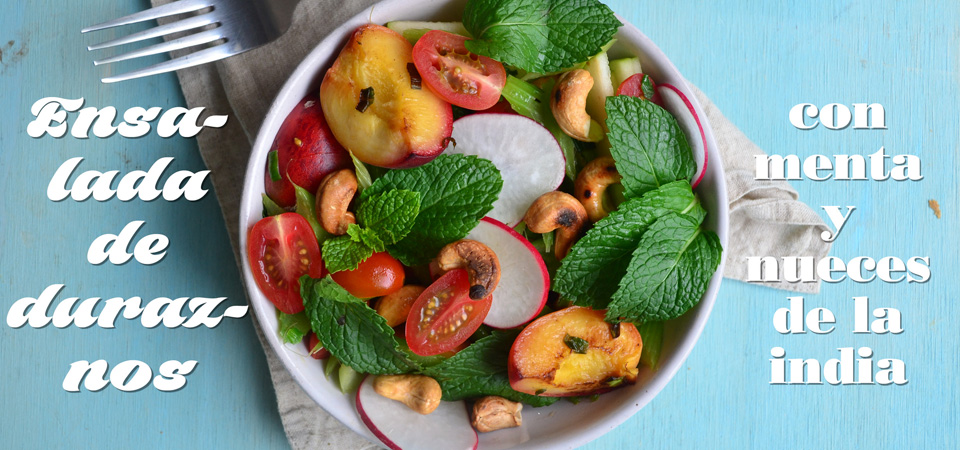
[606,96,696,198]
[301,276,421,374]
[608,212,722,323]
[553,181,704,309]
[363,154,502,266]
[554,94,722,324]
[463,0,621,73]
[321,189,421,273]
[356,188,421,245]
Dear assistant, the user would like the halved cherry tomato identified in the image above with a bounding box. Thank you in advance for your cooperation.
[306,332,330,360]
[247,213,325,314]
[405,269,492,356]
[412,30,507,110]
[616,73,662,105]
[330,251,405,298]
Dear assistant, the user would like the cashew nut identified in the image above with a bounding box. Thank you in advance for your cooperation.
[471,396,522,432]
[523,191,587,260]
[551,69,603,142]
[375,285,425,327]
[575,156,623,223]
[436,239,501,300]
[372,374,442,415]
[315,169,358,235]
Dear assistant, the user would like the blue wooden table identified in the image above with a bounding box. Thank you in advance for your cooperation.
[1,0,957,448]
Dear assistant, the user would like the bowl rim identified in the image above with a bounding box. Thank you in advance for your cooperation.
[239,2,728,449]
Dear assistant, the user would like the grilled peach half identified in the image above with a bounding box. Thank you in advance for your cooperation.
[319,24,453,168]
[508,306,642,397]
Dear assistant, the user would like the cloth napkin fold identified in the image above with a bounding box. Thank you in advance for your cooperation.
[152,0,831,448]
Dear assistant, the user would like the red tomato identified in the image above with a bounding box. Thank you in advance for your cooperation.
[405,269,492,356]
[247,213,325,314]
[330,252,405,298]
[412,30,507,110]
[616,73,662,105]
[306,332,330,360]
[264,94,352,207]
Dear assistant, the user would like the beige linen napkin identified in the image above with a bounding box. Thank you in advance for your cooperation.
[152,0,831,448]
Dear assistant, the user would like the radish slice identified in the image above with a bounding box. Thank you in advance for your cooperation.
[657,84,707,188]
[356,376,478,450]
[448,113,565,226]
[467,217,549,329]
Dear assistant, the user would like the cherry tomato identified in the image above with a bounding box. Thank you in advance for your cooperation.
[264,94,352,207]
[306,332,330,360]
[405,269,492,356]
[616,73,662,105]
[412,30,507,110]
[247,213,325,314]
[330,252,405,298]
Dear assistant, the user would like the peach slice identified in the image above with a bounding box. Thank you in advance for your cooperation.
[319,24,453,169]
[508,306,642,397]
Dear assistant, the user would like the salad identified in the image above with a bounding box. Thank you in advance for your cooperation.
[246,0,722,447]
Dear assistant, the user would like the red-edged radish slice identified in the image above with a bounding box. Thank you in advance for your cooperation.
[657,83,707,188]
[356,376,478,450]
[447,113,566,226]
[467,217,549,329]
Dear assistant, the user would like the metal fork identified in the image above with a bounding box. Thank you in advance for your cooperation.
[82,0,299,83]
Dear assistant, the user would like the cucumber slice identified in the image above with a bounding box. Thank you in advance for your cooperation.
[584,50,615,132]
[385,21,469,43]
[324,355,341,378]
[610,57,643,90]
[338,364,364,393]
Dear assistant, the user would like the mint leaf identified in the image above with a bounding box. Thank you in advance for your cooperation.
[321,190,420,272]
[422,331,558,407]
[322,236,374,274]
[301,276,420,374]
[606,96,696,198]
[608,212,722,323]
[639,74,656,101]
[554,181,704,308]
[364,154,502,266]
[463,0,620,73]
[563,334,589,354]
[277,311,311,344]
[344,223,385,252]
[357,189,421,246]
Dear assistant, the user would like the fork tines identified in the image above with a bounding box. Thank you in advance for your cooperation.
[82,0,240,83]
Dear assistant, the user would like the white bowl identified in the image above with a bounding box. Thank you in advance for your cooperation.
[239,1,728,448]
